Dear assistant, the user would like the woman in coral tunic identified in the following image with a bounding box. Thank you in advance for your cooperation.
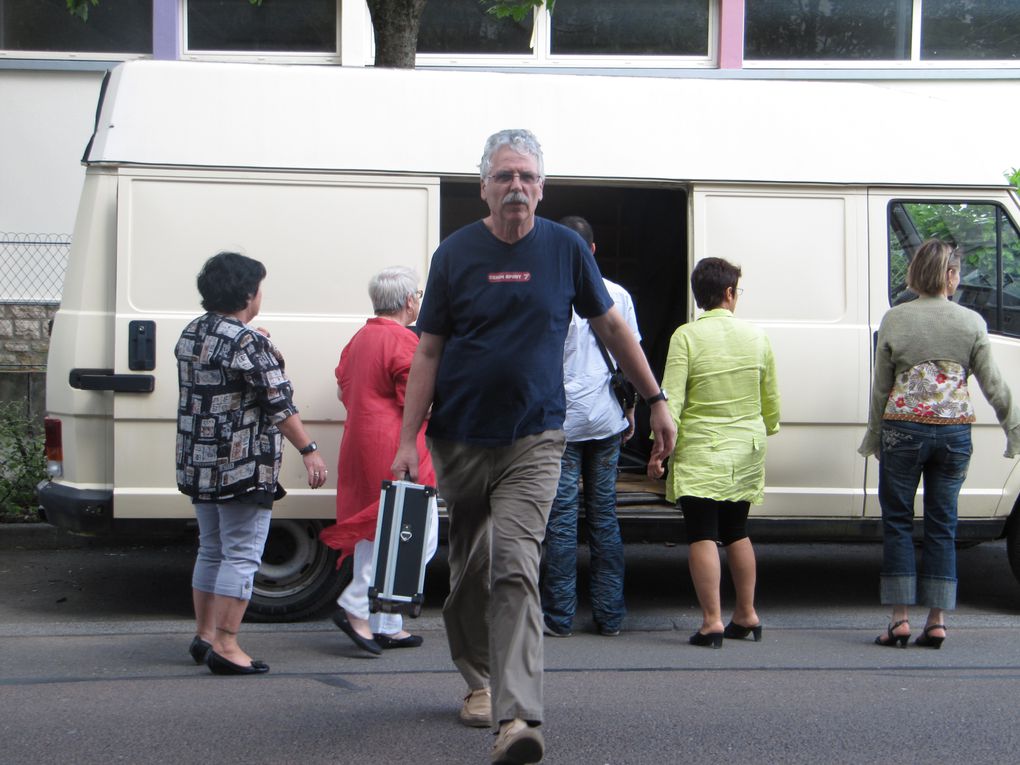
[320,266,436,654]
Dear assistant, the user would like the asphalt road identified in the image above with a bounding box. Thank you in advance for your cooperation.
[1,526,1019,764]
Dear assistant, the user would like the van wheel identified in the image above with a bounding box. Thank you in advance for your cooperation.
[1008,518,1020,586]
[247,519,343,622]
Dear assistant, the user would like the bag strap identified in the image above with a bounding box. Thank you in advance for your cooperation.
[592,332,617,377]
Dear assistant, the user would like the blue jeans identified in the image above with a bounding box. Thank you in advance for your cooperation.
[877,421,972,610]
[541,436,626,633]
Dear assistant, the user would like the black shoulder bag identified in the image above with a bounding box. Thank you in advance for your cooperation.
[592,334,636,415]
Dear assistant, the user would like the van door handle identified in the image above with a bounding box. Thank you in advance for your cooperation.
[69,368,155,393]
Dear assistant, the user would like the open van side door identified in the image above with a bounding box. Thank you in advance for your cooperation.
[110,168,440,521]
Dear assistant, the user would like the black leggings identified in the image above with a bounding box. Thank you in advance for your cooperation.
[679,495,751,546]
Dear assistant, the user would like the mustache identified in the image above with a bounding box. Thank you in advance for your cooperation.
[502,191,529,205]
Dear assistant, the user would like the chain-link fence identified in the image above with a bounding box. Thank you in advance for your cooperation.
[0,233,69,304]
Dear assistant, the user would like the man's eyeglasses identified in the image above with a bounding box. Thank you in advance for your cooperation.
[414,290,424,300]
[487,171,542,185]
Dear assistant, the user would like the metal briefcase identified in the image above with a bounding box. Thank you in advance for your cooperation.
[368,478,437,617]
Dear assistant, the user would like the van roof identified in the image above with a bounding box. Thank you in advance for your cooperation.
[85,60,1012,188]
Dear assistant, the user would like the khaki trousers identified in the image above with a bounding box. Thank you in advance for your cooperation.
[429,429,565,725]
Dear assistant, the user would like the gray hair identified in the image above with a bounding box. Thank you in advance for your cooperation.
[369,266,419,315]
[479,129,545,181]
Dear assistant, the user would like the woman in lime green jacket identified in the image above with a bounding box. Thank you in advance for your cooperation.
[662,257,781,648]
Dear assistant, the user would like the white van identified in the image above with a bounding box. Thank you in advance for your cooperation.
[38,61,1020,620]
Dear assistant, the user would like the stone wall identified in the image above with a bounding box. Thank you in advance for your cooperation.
[0,303,56,421]
[0,303,56,370]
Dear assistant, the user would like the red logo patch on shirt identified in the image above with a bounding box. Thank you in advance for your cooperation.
[488,272,531,283]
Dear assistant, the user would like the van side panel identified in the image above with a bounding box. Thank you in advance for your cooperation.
[108,170,439,519]
[692,185,869,517]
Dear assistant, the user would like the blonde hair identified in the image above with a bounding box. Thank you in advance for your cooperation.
[906,239,960,297]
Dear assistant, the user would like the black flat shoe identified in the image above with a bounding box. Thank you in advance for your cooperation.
[723,621,763,642]
[374,633,424,649]
[689,630,724,648]
[915,624,947,649]
[206,649,270,675]
[331,608,382,655]
[875,619,910,648]
[189,635,212,665]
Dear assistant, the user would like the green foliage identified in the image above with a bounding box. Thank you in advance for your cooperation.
[484,0,554,23]
[1008,167,1020,193]
[0,403,45,523]
[66,0,97,21]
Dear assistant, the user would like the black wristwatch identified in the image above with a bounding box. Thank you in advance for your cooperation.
[644,389,669,406]
[299,441,318,455]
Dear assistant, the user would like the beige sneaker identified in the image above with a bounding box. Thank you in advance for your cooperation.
[491,718,544,764]
[459,687,492,728]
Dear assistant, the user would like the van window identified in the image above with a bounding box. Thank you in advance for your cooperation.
[888,200,1020,337]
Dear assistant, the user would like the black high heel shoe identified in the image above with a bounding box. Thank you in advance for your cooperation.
[915,624,946,649]
[723,621,763,642]
[689,630,724,649]
[874,619,910,648]
[189,635,212,665]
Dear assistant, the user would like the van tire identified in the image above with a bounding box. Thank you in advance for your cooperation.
[1008,516,1020,586]
[247,519,344,622]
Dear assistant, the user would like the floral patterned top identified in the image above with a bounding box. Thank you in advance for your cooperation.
[883,360,975,424]
[175,313,299,503]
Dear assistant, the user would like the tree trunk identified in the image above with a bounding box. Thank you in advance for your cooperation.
[366,0,429,69]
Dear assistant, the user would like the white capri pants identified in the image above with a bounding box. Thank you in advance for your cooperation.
[193,502,272,601]
[338,502,439,635]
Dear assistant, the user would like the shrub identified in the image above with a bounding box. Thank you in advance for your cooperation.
[0,402,45,522]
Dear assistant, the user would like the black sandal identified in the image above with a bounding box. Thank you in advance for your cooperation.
[875,619,910,648]
[914,623,946,649]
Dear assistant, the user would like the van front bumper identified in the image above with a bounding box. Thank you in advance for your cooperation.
[36,480,113,533]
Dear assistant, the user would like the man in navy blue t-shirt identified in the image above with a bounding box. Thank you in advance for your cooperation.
[392,129,676,765]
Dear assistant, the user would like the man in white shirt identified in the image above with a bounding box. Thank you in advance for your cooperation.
[541,216,640,638]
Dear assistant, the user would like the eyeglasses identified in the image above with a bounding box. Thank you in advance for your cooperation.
[414,290,423,299]
[487,171,542,185]
[736,287,744,295]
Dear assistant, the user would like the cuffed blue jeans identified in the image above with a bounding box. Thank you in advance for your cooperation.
[541,435,626,634]
[878,421,972,610]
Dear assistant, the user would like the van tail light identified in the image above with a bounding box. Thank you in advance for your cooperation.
[44,417,63,479]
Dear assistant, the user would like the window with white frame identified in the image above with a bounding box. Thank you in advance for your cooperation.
[417,0,715,66]
[0,0,151,56]
[745,0,1020,63]
[186,0,337,54]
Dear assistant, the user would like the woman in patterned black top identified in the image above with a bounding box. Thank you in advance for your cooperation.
[176,252,327,675]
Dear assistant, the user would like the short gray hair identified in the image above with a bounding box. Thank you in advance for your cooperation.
[479,129,544,181]
[369,266,419,315]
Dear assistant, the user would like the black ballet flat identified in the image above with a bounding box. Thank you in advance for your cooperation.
[189,635,212,665]
[875,619,910,648]
[206,649,270,675]
[331,608,382,655]
[374,633,424,649]
[723,621,763,642]
[689,630,724,649]
[915,624,947,649]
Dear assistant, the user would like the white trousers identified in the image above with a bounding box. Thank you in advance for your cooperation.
[338,502,439,635]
